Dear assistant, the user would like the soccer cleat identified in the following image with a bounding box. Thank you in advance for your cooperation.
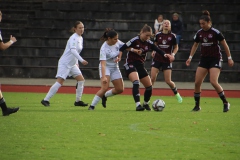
[2,107,20,116]
[192,106,201,112]
[88,105,95,110]
[41,100,50,106]
[102,95,107,108]
[74,101,88,107]
[136,105,145,111]
[223,103,230,112]
[175,93,183,103]
[143,103,151,111]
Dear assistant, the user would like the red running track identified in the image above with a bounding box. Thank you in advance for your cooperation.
[2,85,240,98]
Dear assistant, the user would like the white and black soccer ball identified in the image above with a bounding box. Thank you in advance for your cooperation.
[152,99,165,111]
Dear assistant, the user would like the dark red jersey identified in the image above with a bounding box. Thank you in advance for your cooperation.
[153,31,177,63]
[120,36,165,64]
[194,27,225,59]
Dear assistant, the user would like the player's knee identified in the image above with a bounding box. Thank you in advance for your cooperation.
[133,80,140,87]
[145,85,152,91]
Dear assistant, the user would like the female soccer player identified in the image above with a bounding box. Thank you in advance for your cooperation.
[41,21,89,107]
[120,24,175,111]
[88,29,124,110]
[151,20,182,103]
[186,10,234,112]
[0,10,19,116]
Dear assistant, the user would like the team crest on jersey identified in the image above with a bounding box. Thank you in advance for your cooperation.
[208,34,213,38]
[129,65,133,68]
[136,45,139,47]
[203,37,208,42]
[168,37,172,41]
[162,40,167,44]
[159,37,162,39]
[145,46,148,50]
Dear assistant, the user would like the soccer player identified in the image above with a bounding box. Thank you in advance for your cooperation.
[120,24,175,111]
[88,29,124,110]
[0,10,19,116]
[151,20,182,103]
[186,10,234,112]
[41,21,89,107]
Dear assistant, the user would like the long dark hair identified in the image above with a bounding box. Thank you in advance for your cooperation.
[100,28,118,41]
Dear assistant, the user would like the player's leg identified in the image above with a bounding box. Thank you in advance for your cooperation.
[140,75,152,111]
[150,66,159,85]
[0,90,19,116]
[41,65,68,106]
[88,76,110,110]
[192,67,208,111]
[209,67,230,112]
[163,69,182,103]
[74,74,88,106]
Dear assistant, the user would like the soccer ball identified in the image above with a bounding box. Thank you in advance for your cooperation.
[152,99,165,111]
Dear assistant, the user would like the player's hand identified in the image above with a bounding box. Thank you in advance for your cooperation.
[165,54,175,62]
[228,59,234,67]
[101,76,107,84]
[151,51,156,57]
[114,57,121,63]
[186,59,191,66]
[10,35,17,43]
[81,60,88,65]
[135,49,142,55]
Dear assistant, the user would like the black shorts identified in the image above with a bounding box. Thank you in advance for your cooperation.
[123,63,149,79]
[151,60,172,71]
[198,57,222,69]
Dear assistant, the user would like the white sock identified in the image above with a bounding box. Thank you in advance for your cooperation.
[44,82,61,101]
[143,101,149,105]
[105,89,114,98]
[136,102,141,107]
[91,95,101,107]
[76,81,84,102]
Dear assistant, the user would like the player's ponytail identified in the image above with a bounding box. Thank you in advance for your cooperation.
[69,21,83,33]
[100,28,117,41]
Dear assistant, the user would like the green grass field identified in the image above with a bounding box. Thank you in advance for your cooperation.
[1,92,240,160]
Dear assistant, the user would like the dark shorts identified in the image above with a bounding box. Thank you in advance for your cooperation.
[123,63,149,79]
[198,57,222,69]
[151,60,172,71]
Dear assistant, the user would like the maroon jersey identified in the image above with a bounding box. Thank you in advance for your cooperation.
[154,31,177,63]
[120,36,165,64]
[194,27,224,59]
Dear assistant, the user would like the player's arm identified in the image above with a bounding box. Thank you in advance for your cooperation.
[0,35,17,51]
[186,42,199,66]
[151,43,175,62]
[220,39,234,67]
[100,60,107,84]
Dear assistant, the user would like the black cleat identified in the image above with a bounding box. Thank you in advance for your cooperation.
[223,103,230,112]
[41,100,50,106]
[102,95,107,108]
[2,107,20,116]
[136,105,145,111]
[88,105,95,110]
[74,101,88,107]
[192,106,201,112]
[143,103,151,111]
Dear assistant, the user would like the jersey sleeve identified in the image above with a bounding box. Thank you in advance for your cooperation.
[193,32,200,43]
[119,37,136,51]
[0,31,3,42]
[216,32,225,41]
[99,47,107,61]
[69,36,77,49]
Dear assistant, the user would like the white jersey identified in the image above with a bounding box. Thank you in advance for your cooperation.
[99,40,124,68]
[58,33,83,68]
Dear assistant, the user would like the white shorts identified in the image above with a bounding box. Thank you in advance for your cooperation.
[56,65,82,80]
[99,67,122,81]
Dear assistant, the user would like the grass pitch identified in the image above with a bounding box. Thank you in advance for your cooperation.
[1,92,240,160]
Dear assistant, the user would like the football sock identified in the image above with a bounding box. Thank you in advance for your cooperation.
[0,97,7,112]
[132,80,140,103]
[218,91,228,103]
[144,86,152,103]
[194,92,201,107]
[91,95,101,107]
[136,102,141,107]
[105,89,114,98]
[76,80,84,102]
[44,82,61,101]
[171,87,178,95]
